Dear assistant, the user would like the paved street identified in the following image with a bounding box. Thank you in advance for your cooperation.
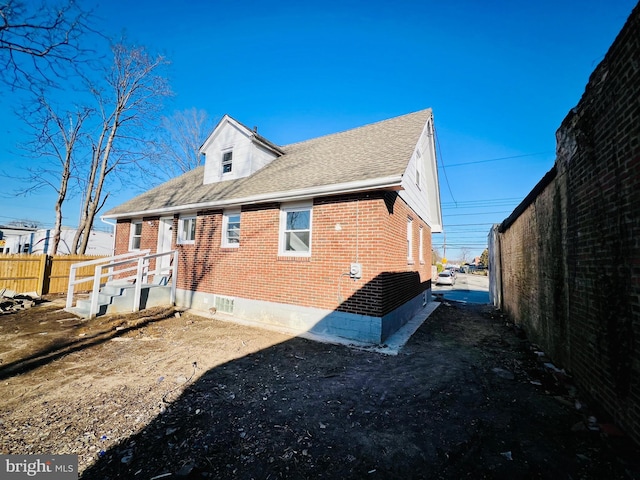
[433,272,489,304]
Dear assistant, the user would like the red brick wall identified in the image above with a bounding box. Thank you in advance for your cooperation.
[496,4,640,443]
[114,192,432,318]
[115,217,164,255]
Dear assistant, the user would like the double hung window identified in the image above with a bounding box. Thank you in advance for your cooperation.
[280,204,312,256]
[222,150,233,174]
[222,210,241,247]
[178,216,196,244]
[407,217,413,262]
[130,221,142,250]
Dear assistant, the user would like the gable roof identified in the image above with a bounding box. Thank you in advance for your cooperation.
[200,114,286,156]
[103,109,433,219]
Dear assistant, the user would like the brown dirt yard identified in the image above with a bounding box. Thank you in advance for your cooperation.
[1,297,639,480]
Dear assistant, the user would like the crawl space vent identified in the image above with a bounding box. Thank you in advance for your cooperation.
[214,295,235,314]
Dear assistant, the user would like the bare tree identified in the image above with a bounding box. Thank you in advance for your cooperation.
[0,0,92,88]
[71,42,171,254]
[459,247,471,264]
[20,96,91,253]
[146,108,214,183]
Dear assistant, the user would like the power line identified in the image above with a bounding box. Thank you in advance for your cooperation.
[444,210,512,217]
[443,205,515,211]
[435,231,491,234]
[441,222,496,227]
[433,122,456,205]
[437,151,553,169]
[433,243,488,247]
[442,197,521,205]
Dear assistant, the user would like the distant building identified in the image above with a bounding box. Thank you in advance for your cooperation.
[0,225,37,253]
[0,225,114,255]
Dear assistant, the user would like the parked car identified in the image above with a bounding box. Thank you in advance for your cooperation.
[436,271,455,286]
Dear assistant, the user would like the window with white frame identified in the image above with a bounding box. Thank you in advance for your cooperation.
[222,210,241,247]
[280,203,312,256]
[130,221,142,250]
[407,217,413,262]
[419,226,424,263]
[177,216,196,244]
[222,150,233,174]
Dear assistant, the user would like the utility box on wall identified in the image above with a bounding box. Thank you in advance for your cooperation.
[350,263,362,279]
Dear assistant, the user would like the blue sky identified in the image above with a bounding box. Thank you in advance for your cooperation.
[0,0,636,261]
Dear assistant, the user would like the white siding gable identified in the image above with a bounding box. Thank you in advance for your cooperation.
[201,115,280,185]
[399,116,443,232]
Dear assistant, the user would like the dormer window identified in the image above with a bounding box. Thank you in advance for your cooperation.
[222,150,233,174]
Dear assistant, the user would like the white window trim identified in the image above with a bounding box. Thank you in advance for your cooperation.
[221,209,241,248]
[419,226,424,264]
[221,149,233,175]
[129,220,142,251]
[279,202,312,257]
[407,217,413,262]
[177,215,197,245]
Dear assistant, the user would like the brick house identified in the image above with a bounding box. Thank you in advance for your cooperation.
[103,109,443,343]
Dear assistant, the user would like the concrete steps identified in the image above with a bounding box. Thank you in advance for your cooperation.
[67,279,172,318]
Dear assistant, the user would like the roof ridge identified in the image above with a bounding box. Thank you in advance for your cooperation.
[104,108,435,218]
[282,108,432,148]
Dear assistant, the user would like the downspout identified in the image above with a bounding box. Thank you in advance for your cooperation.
[101,217,117,256]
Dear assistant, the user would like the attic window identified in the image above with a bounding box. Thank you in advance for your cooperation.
[222,150,233,174]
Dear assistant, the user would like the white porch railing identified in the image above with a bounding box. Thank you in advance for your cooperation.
[65,249,178,318]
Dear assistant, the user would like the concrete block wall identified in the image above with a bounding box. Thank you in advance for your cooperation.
[495,3,640,442]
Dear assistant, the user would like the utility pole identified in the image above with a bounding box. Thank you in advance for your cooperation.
[443,231,447,265]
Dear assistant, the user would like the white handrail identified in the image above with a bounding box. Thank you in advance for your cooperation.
[66,249,177,318]
[133,257,144,313]
[65,250,150,309]
[170,251,178,305]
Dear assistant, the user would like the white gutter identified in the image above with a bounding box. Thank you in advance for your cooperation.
[102,175,404,220]
[100,217,117,255]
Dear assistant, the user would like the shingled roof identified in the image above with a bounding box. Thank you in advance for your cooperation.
[103,108,433,218]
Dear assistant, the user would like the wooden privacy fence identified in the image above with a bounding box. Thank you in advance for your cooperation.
[0,254,108,295]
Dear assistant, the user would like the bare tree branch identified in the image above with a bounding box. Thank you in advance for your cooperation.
[72,41,172,253]
[12,90,91,253]
[0,0,94,89]
[142,108,215,184]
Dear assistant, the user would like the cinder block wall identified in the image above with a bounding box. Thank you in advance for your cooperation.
[115,192,432,318]
[497,3,640,442]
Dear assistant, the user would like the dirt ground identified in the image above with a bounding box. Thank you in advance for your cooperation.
[1,297,639,479]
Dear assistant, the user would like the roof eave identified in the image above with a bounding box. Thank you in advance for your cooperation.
[101,175,404,220]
